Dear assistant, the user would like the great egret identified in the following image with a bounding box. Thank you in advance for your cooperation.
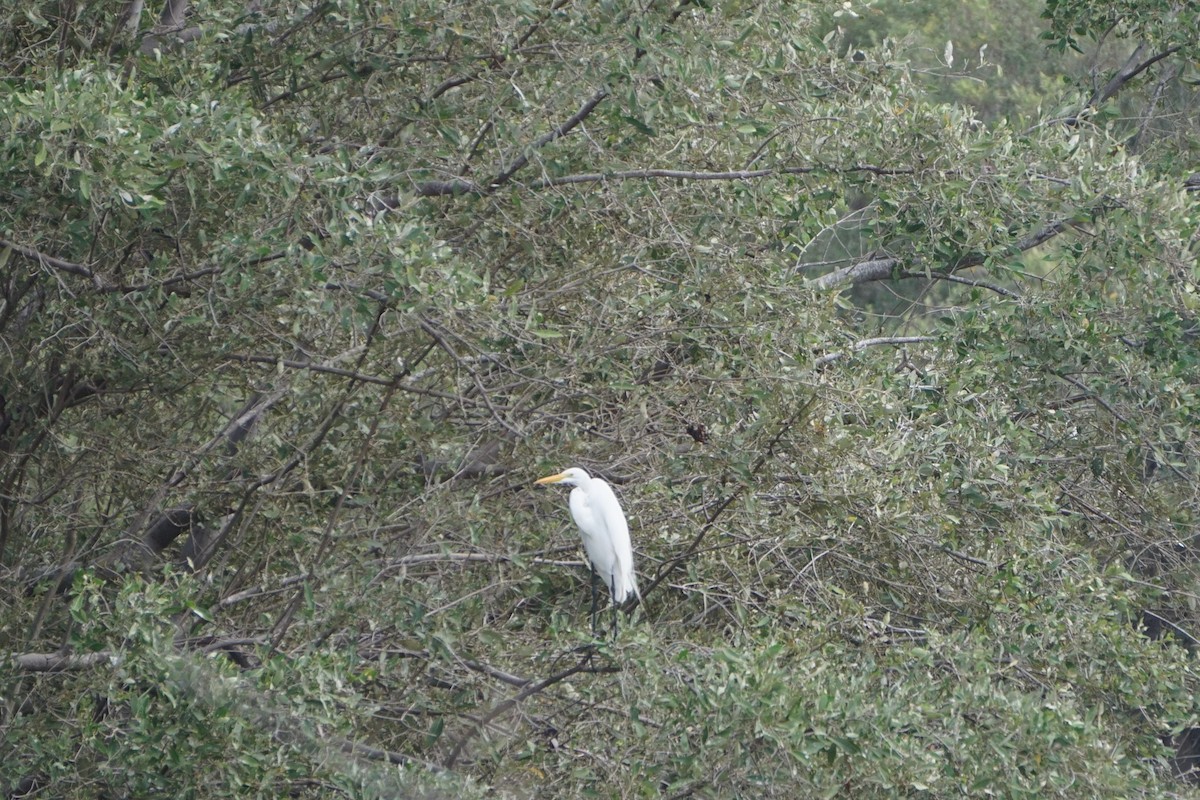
[535,467,640,636]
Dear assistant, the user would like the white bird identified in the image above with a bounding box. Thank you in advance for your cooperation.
[535,467,640,635]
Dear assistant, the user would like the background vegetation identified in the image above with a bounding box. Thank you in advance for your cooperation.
[2,0,1199,796]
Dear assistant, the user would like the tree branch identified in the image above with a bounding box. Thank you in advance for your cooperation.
[3,237,230,294]
[809,219,1068,291]
[398,162,915,201]
[377,0,573,144]
[139,0,195,54]
[1026,43,1186,131]
[2,238,102,289]
[814,336,939,368]
[1089,43,1183,108]
[488,87,611,190]
[897,270,1021,298]
[12,651,119,671]
[526,162,913,189]
[227,351,502,410]
[808,255,901,290]
[227,353,396,386]
[159,0,189,29]
[443,649,616,768]
[339,738,446,773]
[637,396,819,603]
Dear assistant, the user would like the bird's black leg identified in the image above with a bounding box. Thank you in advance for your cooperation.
[590,565,600,636]
[610,574,619,640]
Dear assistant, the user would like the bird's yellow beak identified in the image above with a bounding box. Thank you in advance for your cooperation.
[535,472,567,485]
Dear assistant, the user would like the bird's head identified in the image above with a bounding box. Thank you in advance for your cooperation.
[535,467,591,486]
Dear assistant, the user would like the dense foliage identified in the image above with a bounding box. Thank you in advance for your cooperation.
[2,0,1199,797]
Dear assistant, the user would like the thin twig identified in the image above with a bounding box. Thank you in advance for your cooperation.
[1055,373,1188,482]
[269,304,398,651]
[443,649,614,768]
[939,545,994,569]
[897,270,1021,298]
[637,396,819,603]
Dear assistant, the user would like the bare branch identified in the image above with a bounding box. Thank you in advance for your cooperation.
[419,317,523,437]
[226,351,504,411]
[119,386,290,549]
[443,649,617,769]
[814,336,938,368]
[1025,43,1186,132]
[1127,62,1178,151]
[458,657,532,688]
[413,179,480,198]
[1090,43,1183,108]
[939,545,995,569]
[897,270,1021,298]
[267,304,402,649]
[378,0,574,144]
[142,505,200,553]
[3,237,230,295]
[139,0,197,54]
[227,353,396,386]
[396,162,914,202]
[12,651,119,672]
[1056,372,1189,482]
[488,87,611,190]
[473,22,565,88]
[113,266,222,293]
[219,574,308,607]
[2,238,102,289]
[807,255,901,290]
[809,219,1067,291]
[340,738,447,772]
[119,0,145,34]
[528,162,913,189]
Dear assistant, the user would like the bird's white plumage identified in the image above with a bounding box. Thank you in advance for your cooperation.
[536,467,640,604]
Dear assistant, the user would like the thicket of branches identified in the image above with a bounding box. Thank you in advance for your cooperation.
[2,0,1199,796]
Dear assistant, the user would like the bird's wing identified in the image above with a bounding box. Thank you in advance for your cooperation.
[589,479,640,601]
[569,486,610,574]
[568,487,599,546]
